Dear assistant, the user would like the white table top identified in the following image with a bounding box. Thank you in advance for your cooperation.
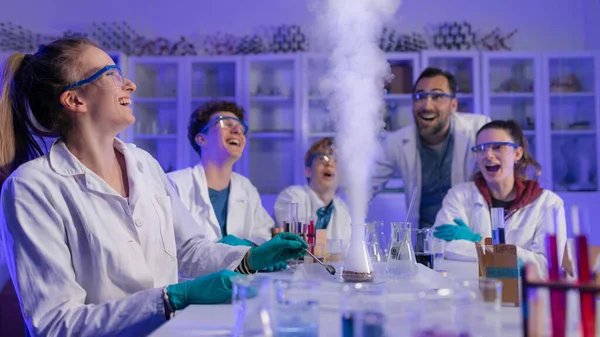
[149,260,592,337]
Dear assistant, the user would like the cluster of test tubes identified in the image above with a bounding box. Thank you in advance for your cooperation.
[521,205,596,337]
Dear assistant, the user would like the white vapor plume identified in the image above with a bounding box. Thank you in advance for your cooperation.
[310,0,401,226]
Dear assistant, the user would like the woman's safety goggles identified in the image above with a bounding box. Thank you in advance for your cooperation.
[307,151,336,167]
[62,65,125,93]
[199,115,249,136]
[471,142,519,155]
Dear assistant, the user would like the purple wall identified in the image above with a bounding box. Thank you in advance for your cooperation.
[0,0,597,51]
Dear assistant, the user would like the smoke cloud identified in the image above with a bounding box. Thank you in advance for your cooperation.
[310,0,401,226]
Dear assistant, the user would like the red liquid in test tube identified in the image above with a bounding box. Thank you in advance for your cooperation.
[545,208,566,337]
[571,205,596,337]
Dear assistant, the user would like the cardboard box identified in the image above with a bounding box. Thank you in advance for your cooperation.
[475,239,520,306]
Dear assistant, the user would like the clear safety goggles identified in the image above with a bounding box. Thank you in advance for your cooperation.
[62,65,126,93]
[307,151,336,167]
[199,115,249,136]
[412,91,455,104]
[471,142,519,155]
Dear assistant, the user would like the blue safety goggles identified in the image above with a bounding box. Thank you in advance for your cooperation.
[199,115,248,136]
[307,151,336,167]
[412,91,456,103]
[62,65,125,93]
[471,142,519,154]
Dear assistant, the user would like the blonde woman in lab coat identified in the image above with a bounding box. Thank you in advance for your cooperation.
[167,101,273,247]
[433,120,568,275]
[0,38,307,337]
[274,137,352,248]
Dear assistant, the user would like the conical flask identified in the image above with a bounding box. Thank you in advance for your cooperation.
[342,224,375,282]
[385,221,418,279]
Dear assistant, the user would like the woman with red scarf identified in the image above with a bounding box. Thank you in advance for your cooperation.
[433,120,568,275]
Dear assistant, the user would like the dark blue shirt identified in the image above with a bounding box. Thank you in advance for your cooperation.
[209,186,230,237]
[418,120,454,229]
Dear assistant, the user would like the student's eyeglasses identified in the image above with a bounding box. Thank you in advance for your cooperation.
[199,115,249,136]
[62,65,125,93]
[412,91,455,104]
[307,151,336,167]
[471,142,519,155]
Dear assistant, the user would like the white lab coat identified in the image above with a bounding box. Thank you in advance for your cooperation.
[433,182,568,276]
[274,185,352,248]
[167,164,273,245]
[372,113,490,227]
[0,139,249,337]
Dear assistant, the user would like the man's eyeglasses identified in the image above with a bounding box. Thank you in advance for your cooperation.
[412,91,456,104]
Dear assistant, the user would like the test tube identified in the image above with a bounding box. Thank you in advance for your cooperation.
[490,207,505,245]
[545,207,566,337]
[288,202,299,235]
[572,205,596,337]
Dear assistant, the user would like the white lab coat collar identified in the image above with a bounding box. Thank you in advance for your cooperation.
[191,164,248,238]
[48,138,148,211]
[305,184,331,214]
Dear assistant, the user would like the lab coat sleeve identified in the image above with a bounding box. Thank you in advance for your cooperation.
[153,161,249,276]
[247,184,274,245]
[371,135,399,196]
[0,177,166,337]
[517,202,566,277]
[433,186,478,262]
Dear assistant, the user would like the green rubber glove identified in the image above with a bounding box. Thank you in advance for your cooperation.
[217,234,256,247]
[167,270,241,310]
[266,261,288,272]
[249,232,308,271]
[433,218,482,243]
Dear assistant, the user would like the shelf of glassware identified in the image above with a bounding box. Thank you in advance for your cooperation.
[183,56,244,169]
[420,50,481,115]
[542,52,600,194]
[127,57,184,173]
[481,52,543,163]
[241,54,301,195]
[301,52,421,141]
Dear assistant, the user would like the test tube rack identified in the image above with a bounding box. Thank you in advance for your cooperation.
[520,265,599,337]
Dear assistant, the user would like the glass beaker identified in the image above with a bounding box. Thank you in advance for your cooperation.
[385,222,418,279]
[272,279,320,337]
[341,283,387,337]
[327,239,344,263]
[414,228,434,269]
[231,275,274,337]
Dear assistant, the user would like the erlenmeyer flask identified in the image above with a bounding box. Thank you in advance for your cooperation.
[385,222,418,279]
[366,221,383,262]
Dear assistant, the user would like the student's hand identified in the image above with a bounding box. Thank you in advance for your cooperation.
[249,233,307,271]
[217,235,256,247]
[434,218,482,242]
[167,270,241,310]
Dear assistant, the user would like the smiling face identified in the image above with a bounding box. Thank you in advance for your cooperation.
[60,45,136,135]
[195,111,247,163]
[412,75,457,139]
[475,128,524,184]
